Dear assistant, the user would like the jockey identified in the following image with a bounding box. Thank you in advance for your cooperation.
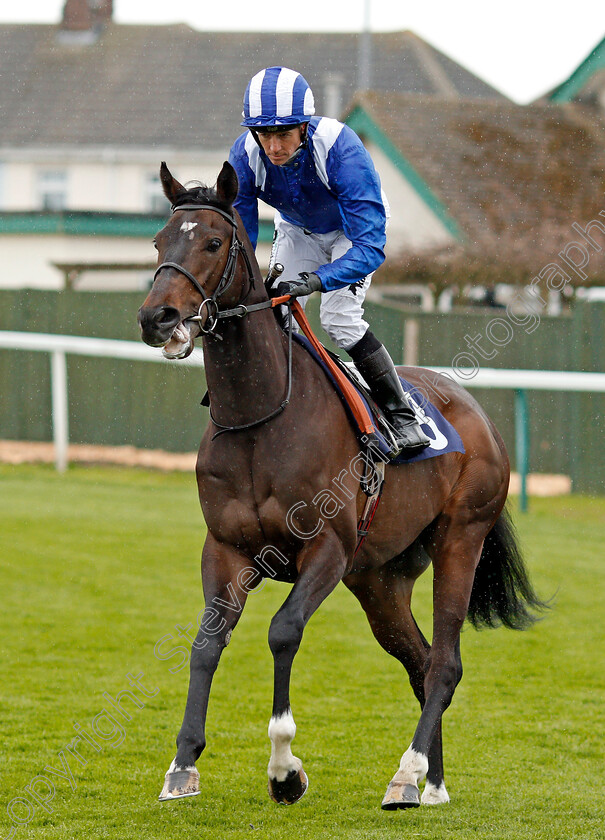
[228,66,429,456]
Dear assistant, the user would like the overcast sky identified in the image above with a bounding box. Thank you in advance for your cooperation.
[2,1,603,103]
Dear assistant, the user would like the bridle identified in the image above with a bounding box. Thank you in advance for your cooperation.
[152,202,257,336]
[152,202,294,436]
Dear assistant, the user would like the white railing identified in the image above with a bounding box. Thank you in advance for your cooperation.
[430,367,605,392]
[1,331,604,507]
[0,331,204,472]
[0,331,205,365]
[428,366,605,509]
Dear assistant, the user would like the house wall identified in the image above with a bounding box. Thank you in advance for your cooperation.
[1,234,157,290]
[363,139,455,255]
[0,147,275,290]
[0,149,227,212]
[1,136,453,288]
[0,148,278,217]
[0,230,274,291]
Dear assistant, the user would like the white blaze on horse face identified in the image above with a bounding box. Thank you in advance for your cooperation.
[180,221,198,240]
[267,710,302,782]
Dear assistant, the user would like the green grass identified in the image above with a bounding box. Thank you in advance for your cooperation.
[0,464,603,840]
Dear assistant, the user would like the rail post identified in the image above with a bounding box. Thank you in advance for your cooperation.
[514,388,529,512]
[50,349,69,472]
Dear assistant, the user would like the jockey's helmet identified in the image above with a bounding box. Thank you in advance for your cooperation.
[241,67,315,129]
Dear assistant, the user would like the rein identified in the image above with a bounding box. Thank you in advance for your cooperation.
[153,201,293,435]
[208,304,294,439]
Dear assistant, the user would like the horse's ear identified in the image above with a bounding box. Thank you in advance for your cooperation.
[160,162,186,205]
[216,161,239,207]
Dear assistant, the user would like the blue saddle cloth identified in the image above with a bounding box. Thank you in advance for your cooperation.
[292,333,465,464]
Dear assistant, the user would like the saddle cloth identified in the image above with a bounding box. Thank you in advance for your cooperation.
[292,333,465,465]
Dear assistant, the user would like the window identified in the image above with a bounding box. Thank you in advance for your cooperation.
[145,173,170,214]
[38,170,68,211]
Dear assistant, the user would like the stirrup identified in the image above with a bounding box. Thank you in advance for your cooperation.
[388,415,431,456]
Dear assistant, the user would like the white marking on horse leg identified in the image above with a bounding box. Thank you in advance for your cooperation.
[166,757,197,774]
[267,710,302,782]
[381,746,429,808]
[421,780,450,805]
[394,746,429,786]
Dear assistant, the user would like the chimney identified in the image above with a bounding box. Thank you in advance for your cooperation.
[58,0,112,44]
[61,0,93,32]
[89,0,113,27]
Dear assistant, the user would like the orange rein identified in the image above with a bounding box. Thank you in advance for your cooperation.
[272,296,376,436]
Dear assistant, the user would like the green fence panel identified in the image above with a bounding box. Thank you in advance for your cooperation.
[569,302,605,494]
[0,291,603,490]
[308,299,598,482]
[0,290,209,452]
[411,309,576,476]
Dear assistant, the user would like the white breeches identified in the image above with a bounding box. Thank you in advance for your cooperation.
[270,217,371,350]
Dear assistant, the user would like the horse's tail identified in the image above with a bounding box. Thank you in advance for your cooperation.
[466,505,548,630]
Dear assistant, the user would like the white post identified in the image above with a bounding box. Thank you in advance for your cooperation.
[50,349,69,472]
[358,0,372,90]
[403,318,419,367]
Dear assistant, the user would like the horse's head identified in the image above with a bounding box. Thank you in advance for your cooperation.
[137,161,243,359]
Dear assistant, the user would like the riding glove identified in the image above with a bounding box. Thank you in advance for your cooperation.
[277,272,322,298]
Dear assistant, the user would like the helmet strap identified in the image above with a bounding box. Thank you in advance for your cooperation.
[249,129,262,150]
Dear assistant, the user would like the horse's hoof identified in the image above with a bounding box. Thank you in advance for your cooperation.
[268,767,309,805]
[381,779,420,810]
[159,766,200,801]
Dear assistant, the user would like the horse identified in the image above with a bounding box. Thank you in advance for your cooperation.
[137,161,545,810]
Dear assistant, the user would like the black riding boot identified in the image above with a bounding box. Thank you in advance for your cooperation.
[350,332,430,456]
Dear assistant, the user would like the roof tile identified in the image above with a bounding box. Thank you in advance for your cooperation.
[0,24,507,150]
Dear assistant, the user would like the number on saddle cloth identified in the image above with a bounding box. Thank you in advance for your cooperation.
[289,333,465,468]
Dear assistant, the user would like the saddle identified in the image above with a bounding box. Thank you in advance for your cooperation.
[293,331,406,463]
[287,305,464,469]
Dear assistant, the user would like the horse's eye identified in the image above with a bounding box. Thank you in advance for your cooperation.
[207,238,222,252]
[152,239,158,250]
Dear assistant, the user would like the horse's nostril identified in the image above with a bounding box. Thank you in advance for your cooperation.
[154,306,181,329]
[138,305,181,343]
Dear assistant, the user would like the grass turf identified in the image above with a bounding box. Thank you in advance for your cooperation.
[0,464,603,839]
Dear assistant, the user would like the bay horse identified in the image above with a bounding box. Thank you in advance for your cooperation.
[138,162,544,810]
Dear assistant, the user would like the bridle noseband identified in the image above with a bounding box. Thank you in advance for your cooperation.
[152,203,254,336]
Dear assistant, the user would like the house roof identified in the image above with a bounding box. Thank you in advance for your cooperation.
[345,91,605,270]
[546,36,605,104]
[0,23,507,152]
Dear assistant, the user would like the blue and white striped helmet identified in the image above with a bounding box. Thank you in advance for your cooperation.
[242,67,315,128]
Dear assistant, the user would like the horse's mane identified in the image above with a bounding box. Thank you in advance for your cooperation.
[171,180,232,216]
